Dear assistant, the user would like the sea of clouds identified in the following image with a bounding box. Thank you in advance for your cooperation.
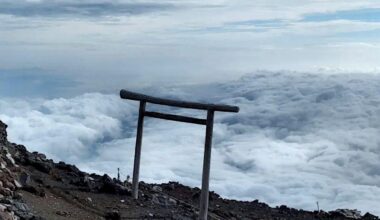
[1,71,380,215]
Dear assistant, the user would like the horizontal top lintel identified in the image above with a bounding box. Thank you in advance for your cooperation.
[120,89,239,113]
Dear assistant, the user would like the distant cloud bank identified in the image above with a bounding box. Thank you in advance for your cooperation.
[1,71,380,215]
[0,0,174,17]
[1,1,380,90]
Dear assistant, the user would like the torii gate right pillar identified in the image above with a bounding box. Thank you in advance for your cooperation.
[199,110,214,220]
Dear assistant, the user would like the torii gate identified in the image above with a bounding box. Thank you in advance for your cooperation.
[120,89,239,220]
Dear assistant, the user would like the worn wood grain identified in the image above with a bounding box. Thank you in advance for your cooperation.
[120,89,239,113]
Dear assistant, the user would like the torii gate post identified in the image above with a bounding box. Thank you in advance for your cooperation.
[120,89,239,220]
[200,109,214,219]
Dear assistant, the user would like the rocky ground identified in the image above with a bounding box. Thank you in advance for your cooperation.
[0,120,379,220]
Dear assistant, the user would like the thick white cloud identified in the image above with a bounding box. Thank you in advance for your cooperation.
[1,71,380,215]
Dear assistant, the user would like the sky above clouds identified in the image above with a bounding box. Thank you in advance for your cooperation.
[1,0,380,97]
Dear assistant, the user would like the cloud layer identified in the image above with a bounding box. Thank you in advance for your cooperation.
[1,71,380,215]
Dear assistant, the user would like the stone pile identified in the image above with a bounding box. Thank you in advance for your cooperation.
[0,121,40,220]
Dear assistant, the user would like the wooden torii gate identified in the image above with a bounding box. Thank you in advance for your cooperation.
[120,89,239,220]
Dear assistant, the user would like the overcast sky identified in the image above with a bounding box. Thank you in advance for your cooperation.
[1,0,380,97]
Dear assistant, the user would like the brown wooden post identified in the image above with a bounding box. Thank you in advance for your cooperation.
[132,101,146,199]
[199,110,214,220]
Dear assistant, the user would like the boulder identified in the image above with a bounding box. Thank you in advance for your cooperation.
[0,121,7,145]
[98,175,131,195]
[152,194,177,207]
[330,209,362,219]
[104,210,121,220]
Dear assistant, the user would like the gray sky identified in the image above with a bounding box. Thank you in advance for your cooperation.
[1,0,380,97]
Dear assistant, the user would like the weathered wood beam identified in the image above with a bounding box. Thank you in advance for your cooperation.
[132,101,146,199]
[120,89,239,113]
[199,110,214,220]
[144,111,207,125]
